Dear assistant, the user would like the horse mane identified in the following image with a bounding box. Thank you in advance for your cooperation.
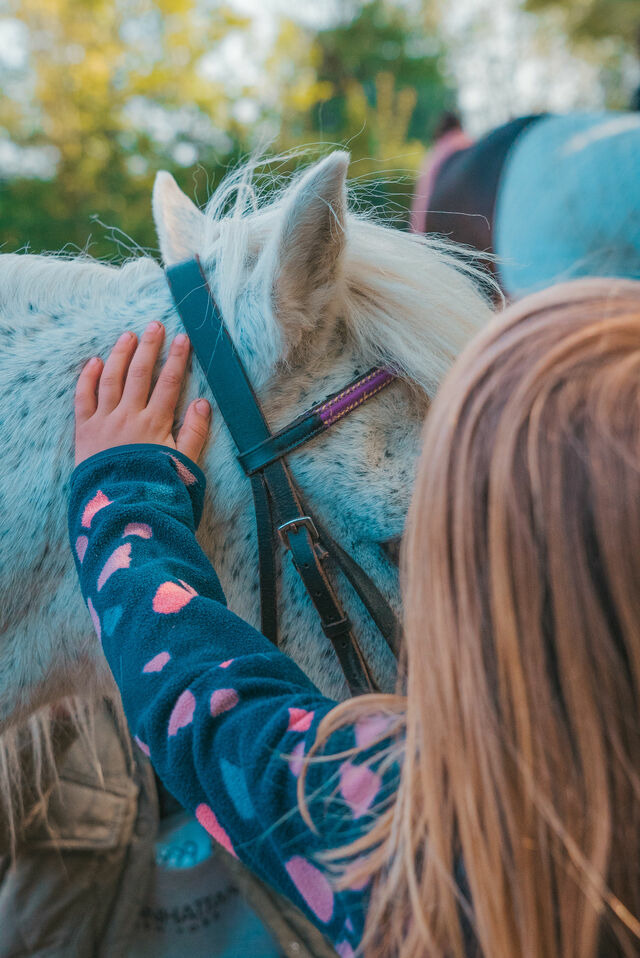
[341,220,494,393]
[0,253,162,320]
[0,697,103,854]
[199,156,496,395]
[0,154,495,848]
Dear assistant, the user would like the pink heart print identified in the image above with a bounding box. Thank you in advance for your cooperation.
[152,579,198,614]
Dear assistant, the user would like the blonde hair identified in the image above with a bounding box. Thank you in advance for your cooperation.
[309,278,640,957]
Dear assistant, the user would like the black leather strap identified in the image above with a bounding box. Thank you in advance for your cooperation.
[313,519,401,658]
[166,259,272,451]
[166,258,281,643]
[262,458,377,695]
[249,472,279,645]
[238,414,325,476]
[238,367,390,476]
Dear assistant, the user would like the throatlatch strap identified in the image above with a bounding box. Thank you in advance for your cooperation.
[262,458,377,696]
[313,519,401,658]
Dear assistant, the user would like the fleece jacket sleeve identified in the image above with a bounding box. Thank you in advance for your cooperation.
[67,443,398,953]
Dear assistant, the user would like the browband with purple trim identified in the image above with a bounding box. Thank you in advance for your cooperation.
[238,367,396,476]
[319,367,395,425]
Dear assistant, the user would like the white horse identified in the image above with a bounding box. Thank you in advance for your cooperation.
[0,151,492,841]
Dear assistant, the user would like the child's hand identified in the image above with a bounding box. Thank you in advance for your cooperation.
[75,321,211,466]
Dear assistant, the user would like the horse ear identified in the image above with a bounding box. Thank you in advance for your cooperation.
[153,171,205,265]
[273,151,349,338]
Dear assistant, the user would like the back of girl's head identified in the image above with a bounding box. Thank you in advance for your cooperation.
[379,278,640,958]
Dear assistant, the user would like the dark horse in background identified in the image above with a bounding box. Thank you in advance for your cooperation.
[411,110,640,299]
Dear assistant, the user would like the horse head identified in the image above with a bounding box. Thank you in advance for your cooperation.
[149,152,493,697]
[0,152,492,833]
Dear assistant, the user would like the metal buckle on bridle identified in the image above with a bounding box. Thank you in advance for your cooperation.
[277,516,319,550]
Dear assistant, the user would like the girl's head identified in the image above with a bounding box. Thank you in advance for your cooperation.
[381,278,640,957]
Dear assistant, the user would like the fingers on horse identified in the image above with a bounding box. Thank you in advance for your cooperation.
[121,321,165,409]
[148,333,190,419]
[98,331,138,412]
[75,357,103,423]
[176,399,211,463]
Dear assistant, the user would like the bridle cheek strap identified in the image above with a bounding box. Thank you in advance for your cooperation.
[166,256,400,696]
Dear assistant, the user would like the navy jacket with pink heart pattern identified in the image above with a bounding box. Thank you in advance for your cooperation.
[67,444,398,957]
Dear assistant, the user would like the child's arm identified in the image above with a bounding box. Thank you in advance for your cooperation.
[68,322,396,951]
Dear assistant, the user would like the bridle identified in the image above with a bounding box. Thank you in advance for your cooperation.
[166,257,401,696]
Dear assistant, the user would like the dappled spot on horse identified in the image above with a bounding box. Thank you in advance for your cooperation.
[380,535,401,568]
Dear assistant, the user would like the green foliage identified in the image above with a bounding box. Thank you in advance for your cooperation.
[0,0,455,255]
[524,0,640,48]
[1,154,243,259]
[274,0,456,224]
[311,0,454,146]
[522,0,640,109]
[1,0,249,257]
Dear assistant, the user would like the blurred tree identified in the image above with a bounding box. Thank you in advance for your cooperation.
[523,0,640,108]
[269,0,456,224]
[0,0,249,256]
[0,0,456,253]
[311,0,454,147]
[524,0,640,47]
